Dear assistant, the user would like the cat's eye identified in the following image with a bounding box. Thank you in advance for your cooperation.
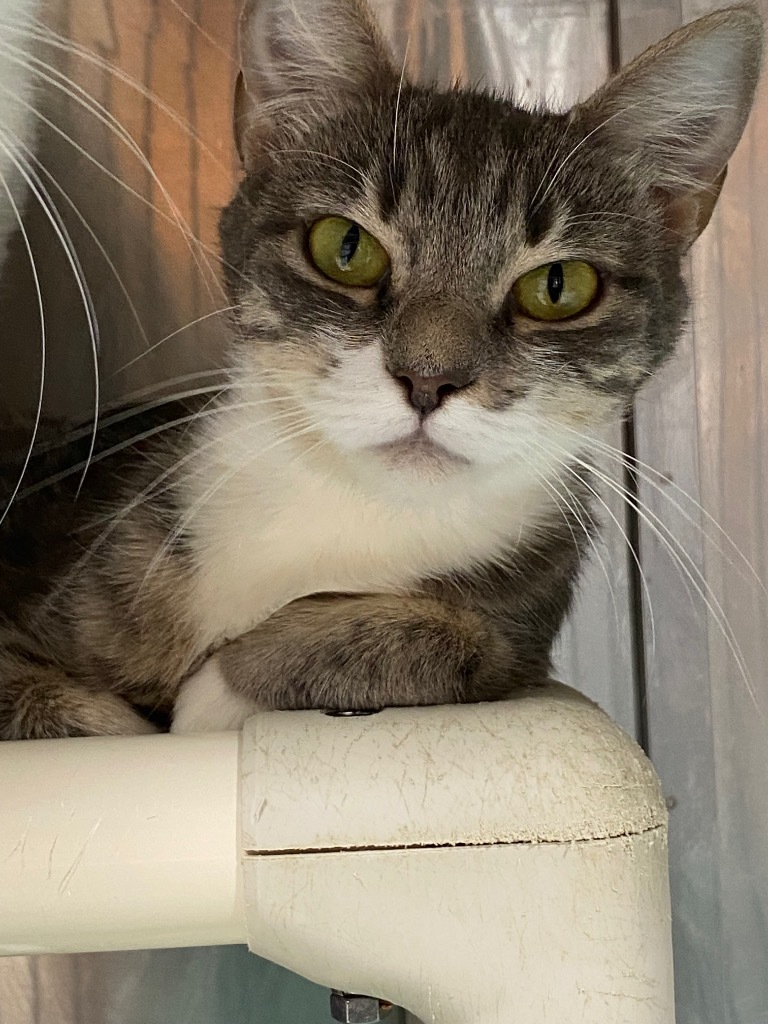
[308,216,390,288]
[512,260,599,321]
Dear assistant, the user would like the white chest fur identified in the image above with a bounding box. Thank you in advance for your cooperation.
[187,425,552,649]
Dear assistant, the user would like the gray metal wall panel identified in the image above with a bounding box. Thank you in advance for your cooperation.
[619,1,768,1020]
[0,948,403,1024]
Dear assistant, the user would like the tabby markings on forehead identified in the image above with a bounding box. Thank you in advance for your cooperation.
[340,186,412,287]
[488,207,583,312]
[294,179,584,310]
[526,200,554,247]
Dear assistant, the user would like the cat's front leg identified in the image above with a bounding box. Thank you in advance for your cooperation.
[173,592,530,734]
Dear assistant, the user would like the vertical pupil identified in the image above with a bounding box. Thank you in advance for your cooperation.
[338,223,360,268]
[547,262,564,303]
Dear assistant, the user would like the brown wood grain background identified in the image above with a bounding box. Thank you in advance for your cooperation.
[0,0,241,419]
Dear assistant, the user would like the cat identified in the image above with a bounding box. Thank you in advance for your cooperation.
[0,0,762,739]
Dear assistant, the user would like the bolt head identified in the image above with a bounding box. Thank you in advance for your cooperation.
[329,991,393,1023]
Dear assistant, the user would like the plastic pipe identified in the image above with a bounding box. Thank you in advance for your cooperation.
[0,683,675,1022]
[0,731,243,954]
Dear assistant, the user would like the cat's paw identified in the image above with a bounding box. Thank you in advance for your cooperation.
[0,676,159,740]
[171,657,261,733]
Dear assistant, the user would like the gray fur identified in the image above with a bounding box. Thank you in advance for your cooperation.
[0,1,762,738]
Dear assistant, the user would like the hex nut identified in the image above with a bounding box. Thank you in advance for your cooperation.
[329,991,393,1023]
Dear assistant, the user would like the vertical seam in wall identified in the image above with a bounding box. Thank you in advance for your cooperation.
[607,0,650,755]
[622,415,650,755]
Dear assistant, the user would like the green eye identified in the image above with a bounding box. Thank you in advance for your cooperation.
[308,216,390,288]
[512,260,599,321]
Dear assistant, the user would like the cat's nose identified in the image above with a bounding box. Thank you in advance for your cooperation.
[392,368,475,416]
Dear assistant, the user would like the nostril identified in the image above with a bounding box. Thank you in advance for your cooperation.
[396,374,415,399]
[391,369,475,417]
[436,381,459,403]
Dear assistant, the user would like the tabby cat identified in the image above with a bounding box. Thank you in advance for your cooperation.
[0,0,762,738]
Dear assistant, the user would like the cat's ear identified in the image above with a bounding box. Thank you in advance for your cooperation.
[235,0,396,167]
[578,6,763,248]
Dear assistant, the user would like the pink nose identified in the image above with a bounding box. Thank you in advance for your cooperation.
[392,369,475,416]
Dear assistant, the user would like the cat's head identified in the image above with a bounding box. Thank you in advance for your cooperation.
[219,0,762,492]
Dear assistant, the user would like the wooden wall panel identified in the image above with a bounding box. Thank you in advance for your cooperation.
[0,0,240,420]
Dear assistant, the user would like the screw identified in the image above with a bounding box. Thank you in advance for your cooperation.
[329,990,393,1023]
[325,709,381,717]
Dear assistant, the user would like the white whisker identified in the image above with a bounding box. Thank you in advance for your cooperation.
[135,415,322,594]
[534,433,759,711]
[0,129,101,500]
[270,148,373,191]
[390,36,410,193]
[18,393,298,498]
[518,442,623,636]
[0,138,45,528]
[168,0,236,64]
[0,42,225,300]
[112,306,236,376]
[551,419,768,601]
[26,150,149,350]
[2,21,230,173]
[24,160,99,494]
[525,435,657,666]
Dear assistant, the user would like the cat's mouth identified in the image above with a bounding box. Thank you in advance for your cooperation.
[372,430,469,473]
